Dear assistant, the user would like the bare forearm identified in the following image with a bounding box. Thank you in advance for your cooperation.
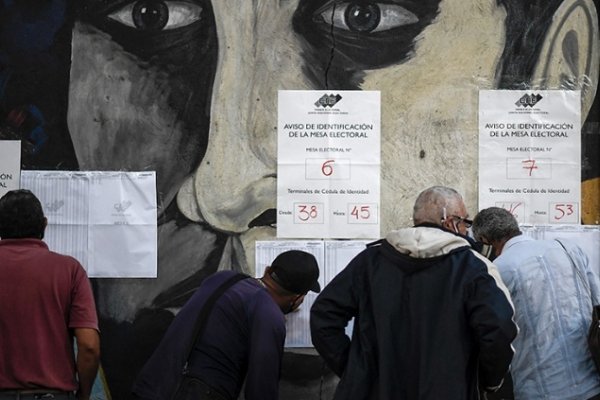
[74,328,101,400]
[76,348,100,399]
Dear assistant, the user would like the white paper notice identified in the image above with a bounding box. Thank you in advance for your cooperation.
[256,239,371,347]
[0,140,21,197]
[277,90,381,239]
[479,90,581,224]
[21,171,157,278]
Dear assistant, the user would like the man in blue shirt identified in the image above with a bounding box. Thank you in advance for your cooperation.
[132,250,321,400]
[473,207,600,400]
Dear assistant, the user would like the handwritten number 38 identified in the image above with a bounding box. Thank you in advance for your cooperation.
[298,205,318,221]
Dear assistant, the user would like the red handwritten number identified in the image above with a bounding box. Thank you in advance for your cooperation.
[321,160,335,176]
[522,159,538,176]
[554,203,574,221]
[351,206,371,220]
[504,202,522,220]
[298,205,318,221]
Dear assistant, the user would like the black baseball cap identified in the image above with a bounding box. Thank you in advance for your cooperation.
[270,250,321,294]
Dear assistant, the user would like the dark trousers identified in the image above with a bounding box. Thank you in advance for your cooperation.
[173,377,231,400]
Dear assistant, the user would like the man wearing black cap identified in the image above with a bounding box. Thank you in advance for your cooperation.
[132,250,320,400]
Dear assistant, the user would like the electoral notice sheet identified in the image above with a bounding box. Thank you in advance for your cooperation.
[21,171,157,277]
[277,91,381,239]
[479,90,581,224]
[0,140,21,197]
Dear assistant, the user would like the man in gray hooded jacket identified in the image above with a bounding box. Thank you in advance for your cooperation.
[310,186,517,400]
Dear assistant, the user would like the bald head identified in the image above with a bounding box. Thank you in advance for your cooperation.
[412,186,465,226]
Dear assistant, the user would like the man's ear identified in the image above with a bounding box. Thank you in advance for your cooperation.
[530,0,599,118]
[440,217,452,231]
[441,217,458,234]
[40,217,48,240]
[490,239,508,257]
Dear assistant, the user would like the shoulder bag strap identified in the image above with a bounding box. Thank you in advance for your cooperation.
[181,273,249,374]
[555,239,592,297]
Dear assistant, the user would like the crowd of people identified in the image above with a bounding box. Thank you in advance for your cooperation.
[1,186,599,400]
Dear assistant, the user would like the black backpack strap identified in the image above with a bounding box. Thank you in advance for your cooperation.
[181,273,249,374]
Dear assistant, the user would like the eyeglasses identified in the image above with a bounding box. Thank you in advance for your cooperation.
[441,207,472,231]
[451,215,472,228]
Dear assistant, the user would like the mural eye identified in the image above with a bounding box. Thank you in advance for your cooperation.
[108,0,202,31]
[317,1,418,33]
[346,4,380,32]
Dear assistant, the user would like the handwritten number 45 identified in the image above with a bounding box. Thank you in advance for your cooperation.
[351,206,370,220]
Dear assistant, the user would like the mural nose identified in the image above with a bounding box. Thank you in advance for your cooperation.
[248,208,277,229]
[188,106,278,233]
[189,43,283,233]
[177,0,307,234]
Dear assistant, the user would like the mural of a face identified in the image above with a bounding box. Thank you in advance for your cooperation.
[71,0,599,261]
[1,0,598,398]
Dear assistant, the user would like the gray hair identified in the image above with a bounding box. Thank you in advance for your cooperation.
[472,207,521,242]
[412,186,464,225]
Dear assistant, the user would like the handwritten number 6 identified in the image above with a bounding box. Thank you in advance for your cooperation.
[321,160,335,176]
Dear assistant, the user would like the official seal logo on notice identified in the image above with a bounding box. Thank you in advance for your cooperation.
[113,200,133,223]
[46,200,65,213]
[114,201,132,213]
[315,94,342,108]
[515,93,543,108]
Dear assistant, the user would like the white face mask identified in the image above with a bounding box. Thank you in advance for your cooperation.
[466,227,475,238]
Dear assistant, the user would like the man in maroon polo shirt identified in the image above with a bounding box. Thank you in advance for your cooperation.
[0,189,100,400]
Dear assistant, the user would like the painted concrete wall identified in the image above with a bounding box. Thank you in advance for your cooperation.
[1,0,599,398]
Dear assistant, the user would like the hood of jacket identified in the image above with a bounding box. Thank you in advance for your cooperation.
[384,226,471,259]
